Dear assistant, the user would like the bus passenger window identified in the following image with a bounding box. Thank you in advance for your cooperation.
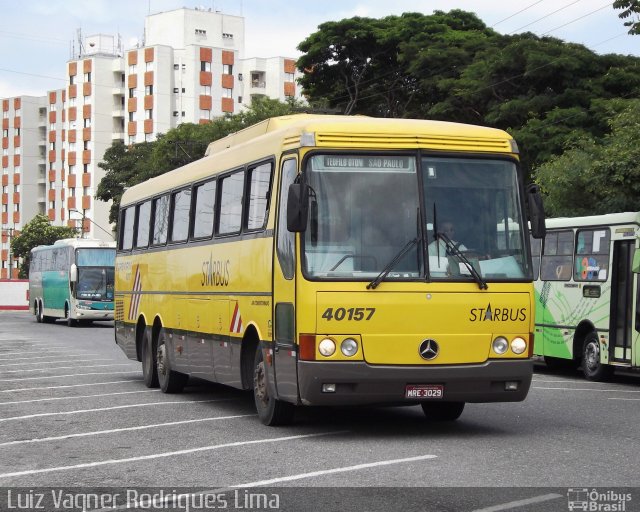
[541,230,573,281]
[170,188,191,243]
[135,201,151,248]
[121,206,135,251]
[193,180,216,239]
[246,162,272,230]
[218,171,244,235]
[152,195,170,245]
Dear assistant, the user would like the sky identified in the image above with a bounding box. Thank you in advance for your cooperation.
[0,0,638,98]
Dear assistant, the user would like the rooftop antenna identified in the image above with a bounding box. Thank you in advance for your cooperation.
[77,28,84,58]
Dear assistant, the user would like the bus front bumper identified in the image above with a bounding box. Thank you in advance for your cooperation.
[297,359,532,406]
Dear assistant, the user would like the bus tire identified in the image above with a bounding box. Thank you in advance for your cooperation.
[36,301,43,323]
[253,348,294,426]
[421,401,465,421]
[141,329,159,388]
[582,332,613,382]
[65,305,78,327]
[156,328,188,393]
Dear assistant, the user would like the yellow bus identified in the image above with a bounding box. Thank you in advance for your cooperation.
[114,114,545,425]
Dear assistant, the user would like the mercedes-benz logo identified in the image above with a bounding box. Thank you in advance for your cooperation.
[419,339,439,360]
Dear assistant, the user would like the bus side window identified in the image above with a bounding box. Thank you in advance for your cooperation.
[574,228,610,281]
[120,206,135,251]
[217,170,244,235]
[276,159,296,280]
[170,188,192,243]
[529,235,541,280]
[193,180,216,239]
[135,200,152,249]
[151,194,170,245]
[246,161,273,231]
[541,230,573,281]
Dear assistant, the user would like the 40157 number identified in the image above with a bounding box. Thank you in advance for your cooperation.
[321,307,376,321]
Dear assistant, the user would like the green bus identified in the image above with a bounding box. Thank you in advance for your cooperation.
[531,212,640,380]
[29,238,116,326]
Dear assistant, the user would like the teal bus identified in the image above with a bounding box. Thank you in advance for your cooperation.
[29,238,116,326]
[531,212,640,380]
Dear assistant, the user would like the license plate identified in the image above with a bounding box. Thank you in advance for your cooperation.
[405,384,444,399]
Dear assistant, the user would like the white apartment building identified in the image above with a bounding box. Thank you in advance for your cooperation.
[0,7,303,277]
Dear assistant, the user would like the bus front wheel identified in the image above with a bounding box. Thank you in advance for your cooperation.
[421,401,465,421]
[253,348,294,426]
[65,305,78,327]
[141,329,159,388]
[156,328,188,393]
[35,301,43,323]
[582,333,613,382]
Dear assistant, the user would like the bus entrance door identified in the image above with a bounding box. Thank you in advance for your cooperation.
[610,241,634,364]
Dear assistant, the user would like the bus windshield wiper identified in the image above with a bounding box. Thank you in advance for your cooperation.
[367,238,418,290]
[437,232,488,290]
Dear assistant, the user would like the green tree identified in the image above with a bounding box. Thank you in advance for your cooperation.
[614,0,640,34]
[10,214,77,278]
[535,100,640,216]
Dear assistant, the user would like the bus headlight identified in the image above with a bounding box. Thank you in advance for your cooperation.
[318,338,336,357]
[492,336,509,355]
[511,337,527,355]
[341,338,358,357]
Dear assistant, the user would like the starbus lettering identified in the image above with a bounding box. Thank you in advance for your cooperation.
[469,303,526,322]
[201,255,230,286]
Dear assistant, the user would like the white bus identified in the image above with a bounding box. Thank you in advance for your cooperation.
[531,212,640,380]
[29,238,116,326]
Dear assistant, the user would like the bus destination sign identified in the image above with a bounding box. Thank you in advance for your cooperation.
[320,156,414,172]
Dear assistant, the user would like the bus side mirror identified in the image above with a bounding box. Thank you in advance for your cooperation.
[287,183,309,232]
[70,264,78,283]
[633,250,640,273]
[527,184,546,239]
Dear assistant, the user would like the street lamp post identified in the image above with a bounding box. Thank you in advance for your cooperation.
[68,209,114,240]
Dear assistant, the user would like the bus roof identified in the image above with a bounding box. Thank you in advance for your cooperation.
[31,238,116,253]
[122,114,517,206]
[545,212,640,230]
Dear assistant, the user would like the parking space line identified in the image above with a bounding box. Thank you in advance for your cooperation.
[231,454,438,488]
[0,414,255,447]
[0,399,233,422]
[534,386,640,393]
[0,431,345,479]
[0,363,135,374]
[0,353,98,362]
[0,371,140,382]
[0,389,158,406]
[0,349,93,357]
[0,379,142,393]
[471,493,563,511]
[0,358,113,368]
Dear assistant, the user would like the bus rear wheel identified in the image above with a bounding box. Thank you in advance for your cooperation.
[35,301,43,323]
[253,348,294,426]
[141,329,159,388]
[156,328,188,393]
[421,402,465,421]
[582,333,613,382]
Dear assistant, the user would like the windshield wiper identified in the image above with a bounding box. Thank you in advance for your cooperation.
[367,238,418,290]
[436,232,488,290]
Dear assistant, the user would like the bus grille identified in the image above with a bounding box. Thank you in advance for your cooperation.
[115,299,124,322]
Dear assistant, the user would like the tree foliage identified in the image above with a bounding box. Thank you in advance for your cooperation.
[10,214,77,278]
[535,100,640,216]
[297,10,640,195]
[614,0,640,34]
[97,97,301,224]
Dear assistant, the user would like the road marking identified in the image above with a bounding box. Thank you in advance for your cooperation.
[471,493,563,511]
[608,397,640,401]
[232,454,438,487]
[117,454,439,512]
[0,379,142,393]
[0,363,135,374]
[0,431,345,479]
[0,349,92,357]
[0,399,231,422]
[0,414,255,447]
[0,389,158,406]
[534,386,640,393]
[0,371,139,382]
[0,353,98,362]
[0,358,113,368]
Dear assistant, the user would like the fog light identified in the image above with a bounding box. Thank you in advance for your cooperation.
[322,383,336,393]
[492,336,508,355]
[318,338,336,357]
[341,338,358,357]
[511,337,527,354]
[505,381,519,391]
